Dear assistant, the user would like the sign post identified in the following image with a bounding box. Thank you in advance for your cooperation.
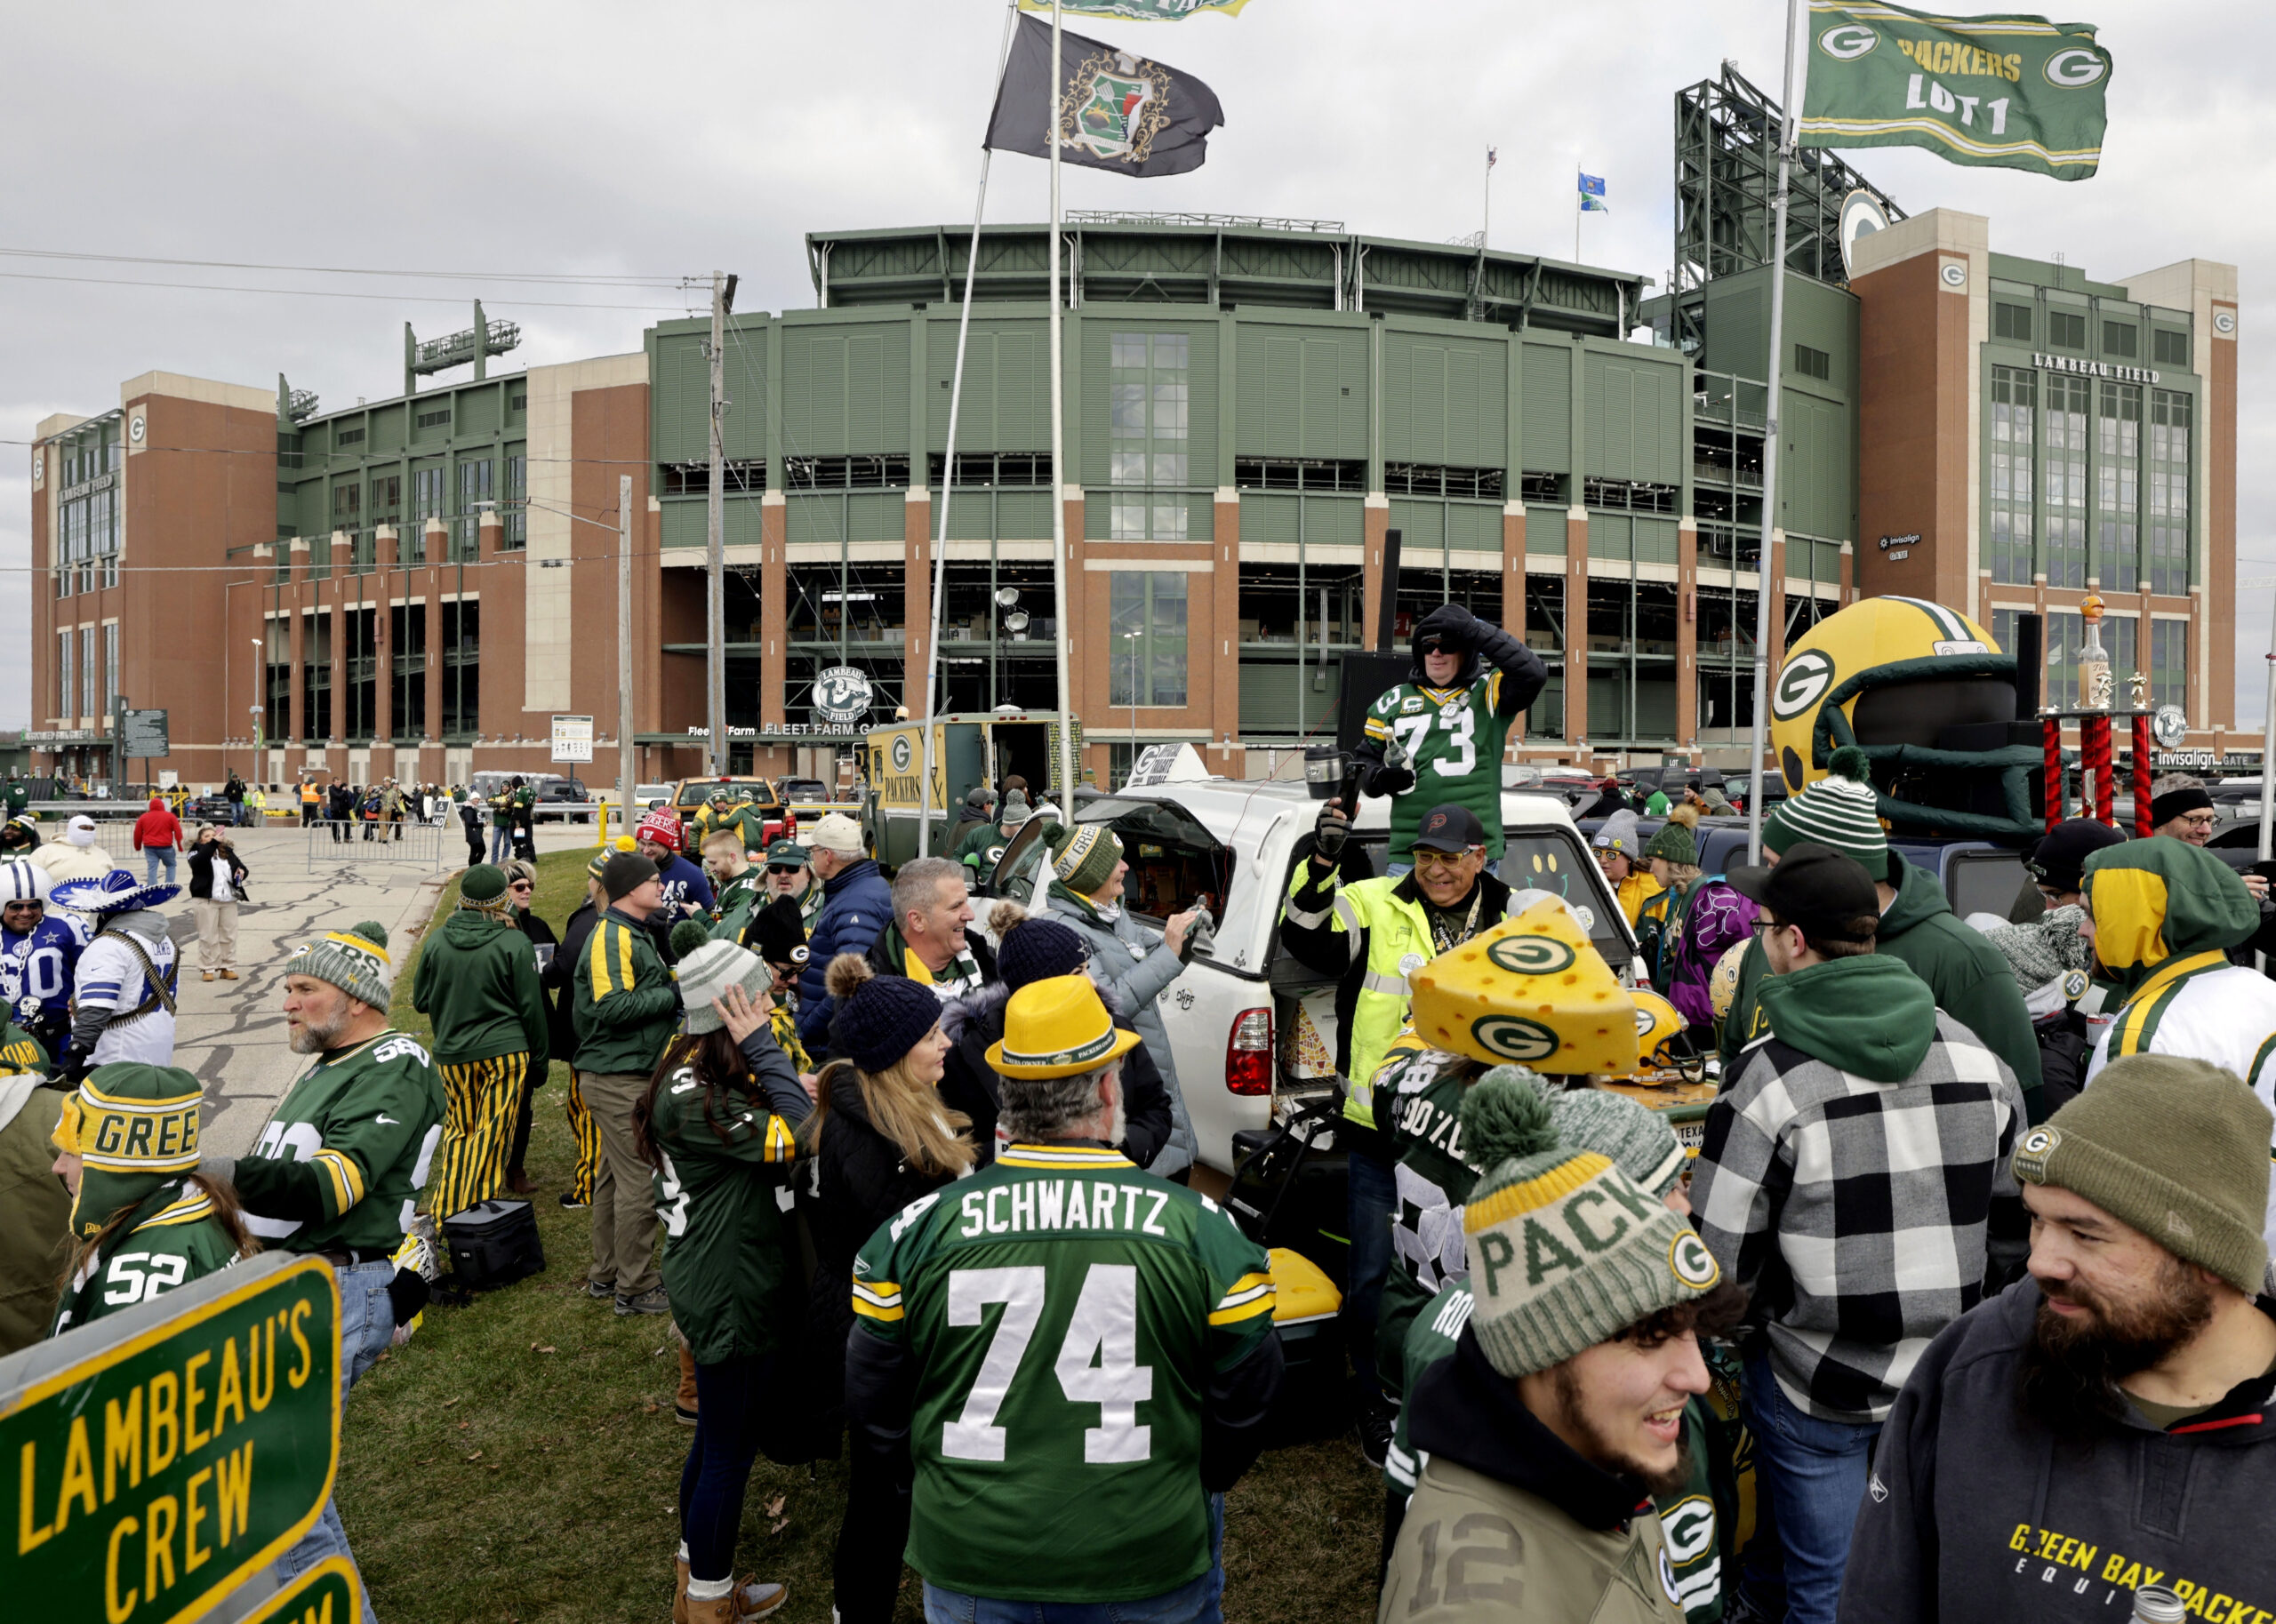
[0,1252,341,1624]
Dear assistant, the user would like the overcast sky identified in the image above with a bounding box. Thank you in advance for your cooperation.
[3,1,2267,731]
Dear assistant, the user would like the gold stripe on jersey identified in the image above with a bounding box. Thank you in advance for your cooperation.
[617,923,635,991]
[764,1116,797,1163]
[1209,1271,1277,1324]
[312,1148,365,1212]
[851,1279,903,1322]
[135,1189,216,1229]
[588,921,614,997]
[998,1144,1134,1169]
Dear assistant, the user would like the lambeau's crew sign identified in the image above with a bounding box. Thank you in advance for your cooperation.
[0,1254,340,1624]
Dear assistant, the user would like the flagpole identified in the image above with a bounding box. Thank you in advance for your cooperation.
[1745,0,1803,865]
[918,0,1021,858]
[1482,149,1492,250]
[1574,174,1581,262]
[1047,0,1077,823]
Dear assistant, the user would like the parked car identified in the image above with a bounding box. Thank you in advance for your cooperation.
[668,776,793,845]
[530,778,593,823]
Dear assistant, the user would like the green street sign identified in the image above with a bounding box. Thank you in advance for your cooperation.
[0,1253,341,1624]
[234,1556,359,1624]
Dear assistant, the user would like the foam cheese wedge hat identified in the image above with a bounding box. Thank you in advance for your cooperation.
[1407,899,1639,1076]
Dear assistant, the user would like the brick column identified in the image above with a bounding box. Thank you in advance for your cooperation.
[2188,585,2208,730]
[1979,569,1995,634]
[372,528,396,745]
[287,540,308,746]
[1564,512,1590,751]
[1213,490,1241,767]
[1677,521,1699,748]
[1839,540,1855,606]
[331,534,351,749]
[905,491,932,721]
[1361,496,1390,654]
[1502,504,1527,747]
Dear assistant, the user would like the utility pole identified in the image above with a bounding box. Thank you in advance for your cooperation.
[707,271,733,778]
[620,476,636,840]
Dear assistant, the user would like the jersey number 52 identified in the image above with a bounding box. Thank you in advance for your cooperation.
[941,1263,1154,1467]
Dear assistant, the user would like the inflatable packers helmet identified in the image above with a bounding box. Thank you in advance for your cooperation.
[1767,596,2011,795]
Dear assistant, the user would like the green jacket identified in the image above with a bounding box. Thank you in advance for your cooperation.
[412,909,551,1066]
[709,869,767,945]
[0,1066,67,1356]
[572,908,680,1075]
[1721,855,2044,1120]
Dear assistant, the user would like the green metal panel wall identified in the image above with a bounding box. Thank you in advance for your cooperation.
[1526,506,1567,555]
[926,324,1050,452]
[457,387,500,439]
[1239,661,1342,735]
[1233,324,1366,460]
[785,492,903,545]
[662,500,765,550]
[1388,499,1501,554]
[1585,354,1681,484]
[781,323,910,456]
[1238,492,1363,547]
[1781,393,1852,541]
[1383,330,1506,467]
[1520,344,1571,470]
[370,404,405,454]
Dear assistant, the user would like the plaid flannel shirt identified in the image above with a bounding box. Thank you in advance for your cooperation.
[1691,1010,2022,1424]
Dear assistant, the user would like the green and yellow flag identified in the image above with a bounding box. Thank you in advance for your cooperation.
[1799,2,2112,180]
[1017,0,1252,18]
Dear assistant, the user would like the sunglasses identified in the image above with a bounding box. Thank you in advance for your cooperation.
[1411,846,1482,869]
[509,880,533,892]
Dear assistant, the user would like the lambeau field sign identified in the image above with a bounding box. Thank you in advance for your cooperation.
[0,1253,341,1624]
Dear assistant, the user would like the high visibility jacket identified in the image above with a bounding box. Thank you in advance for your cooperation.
[1279,862,1516,1131]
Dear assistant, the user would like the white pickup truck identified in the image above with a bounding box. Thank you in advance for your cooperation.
[983,752,1639,1174]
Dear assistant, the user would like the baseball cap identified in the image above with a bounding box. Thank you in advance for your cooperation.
[765,839,809,869]
[1727,841,1879,942]
[1410,804,1487,853]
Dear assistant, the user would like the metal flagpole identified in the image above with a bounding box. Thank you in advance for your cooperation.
[919,0,1021,859]
[1745,0,1803,865]
[1483,148,1494,250]
[619,476,636,841]
[1047,0,1077,823]
[708,271,728,776]
[2252,577,2276,866]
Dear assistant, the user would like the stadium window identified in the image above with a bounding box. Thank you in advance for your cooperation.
[784,454,909,491]
[1793,343,1831,382]
[1234,457,1366,493]
[2048,309,2087,350]
[1994,302,2032,342]
[2103,322,2137,358]
[1108,572,1188,708]
[1383,462,1505,500]
[336,424,365,448]
[2153,329,2190,367]
[415,407,452,430]
[1519,470,1564,505]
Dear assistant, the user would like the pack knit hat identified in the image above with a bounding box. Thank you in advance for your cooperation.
[458,863,512,919]
[284,921,394,1011]
[635,808,682,852]
[2012,1053,2273,1295]
[50,1063,206,1238]
[1640,804,1700,868]
[826,954,945,1076]
[1459,1068,1719,1379]
[1549,1078,1687,1199]
[1050,825,1124,897]
[676,936,772,1034]
[601,851,660,904]
[1764,745,1889,878]
[750,895,810,971]
[997,914,1090,990]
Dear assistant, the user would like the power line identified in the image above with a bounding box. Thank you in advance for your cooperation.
[0,268,694,312]
[0,245,686,287]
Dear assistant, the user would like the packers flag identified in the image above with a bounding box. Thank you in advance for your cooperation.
[1018,0,1252,16]
[986,12,1225,177]
[1799,1,2112,180]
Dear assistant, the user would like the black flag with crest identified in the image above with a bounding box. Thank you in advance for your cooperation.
[984,12,1224,178]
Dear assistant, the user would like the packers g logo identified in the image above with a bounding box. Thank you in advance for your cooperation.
[1486,935,1576,977]
[1471,1014,1559,1064]
[1670,1231,1720,1290]
[2013,1124,2062,1183]
[1659,1496,1717,1565]
[2044,46,2108,88]
[1819,23,1878,60]
[1771,650,1835,722]
[891,735,912,772]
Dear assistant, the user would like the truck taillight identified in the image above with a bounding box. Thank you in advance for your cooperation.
[1226,1008,1272,1096]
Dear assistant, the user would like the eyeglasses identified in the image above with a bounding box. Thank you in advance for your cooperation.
[1411,847,1482,870]
[509,881,533,892]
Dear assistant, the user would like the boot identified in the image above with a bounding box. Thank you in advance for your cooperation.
[673,1555,690,1624]
[676,1343,700,1427]
[733,1580,787,1620]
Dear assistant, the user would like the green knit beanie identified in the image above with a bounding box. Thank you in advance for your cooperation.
[458,863,512,919]
[1459,1070,1719,1379]
[1640,806,1699,868]
[1050,825,1125,897]
[1764,746,1889,880]
[283,921,395,1011]
[2014,1053,2272,1295]
[1550,1082,1687,1199]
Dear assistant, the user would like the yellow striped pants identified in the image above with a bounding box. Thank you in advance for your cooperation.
[565,1069,604,1204]
[429,1052,529,1218]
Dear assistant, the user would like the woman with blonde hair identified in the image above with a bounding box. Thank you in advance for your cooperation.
[803,953,973,1624]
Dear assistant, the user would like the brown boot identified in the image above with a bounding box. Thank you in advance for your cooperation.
[684,1595,735,1624]
[676,1341,700,1426]
[673,1554,690,1624]
[733,1580,787,1620]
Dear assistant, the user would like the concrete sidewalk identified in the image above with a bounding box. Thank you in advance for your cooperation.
[145,820,602,1155]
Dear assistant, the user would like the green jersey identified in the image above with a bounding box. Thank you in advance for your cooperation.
[648,1063,800,1365]
[852,1142,1276,1603]
[952,822,1010,880]
[1384,1282,1743,1624]
[234,1030,445,1255]
[1370,1036,1487,1382]
[1363,668,1519,860]
[52,1179,242,1335]
[709,870,768,945]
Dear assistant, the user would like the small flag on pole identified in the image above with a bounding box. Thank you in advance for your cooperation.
[1487,147,1498,169]
[986,12,1225,177]
[1577,172,1610,212]
[1018,0,1253,16]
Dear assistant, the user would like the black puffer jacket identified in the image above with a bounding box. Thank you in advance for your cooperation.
[937,980,1174,1172]
[541,900,600,1068]
[802,1070,966,1416]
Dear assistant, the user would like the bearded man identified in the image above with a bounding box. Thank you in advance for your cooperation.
[1840,1054,2276,1624]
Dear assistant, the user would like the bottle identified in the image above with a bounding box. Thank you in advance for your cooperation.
[2133,1587,2185,1624]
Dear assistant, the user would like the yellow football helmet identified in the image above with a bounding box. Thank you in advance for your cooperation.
[1627,989,1687,1071]
[1767,597,2008,795]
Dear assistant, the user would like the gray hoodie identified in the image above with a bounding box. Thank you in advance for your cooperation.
[1839,1279,2276,1624]
[1043,882,1193,1177]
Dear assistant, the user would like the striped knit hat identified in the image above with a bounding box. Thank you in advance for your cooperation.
[458,863,513,920]
[1765,746,1888,879]
[283,921,395,1010]
[1049,825,1125,897]
[1459,1069,1719,1378]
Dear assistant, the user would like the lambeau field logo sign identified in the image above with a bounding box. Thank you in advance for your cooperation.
[0,1253,341,1624]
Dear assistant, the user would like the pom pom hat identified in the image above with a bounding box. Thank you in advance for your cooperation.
[283,921,394,1010]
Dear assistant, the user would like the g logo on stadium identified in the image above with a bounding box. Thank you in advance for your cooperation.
[1486,935,1577,977]
[1471,1015,1560,1064]
[1771,650,1835,721]
[1670,1231,1720,1290]
[1819,23,1878,60]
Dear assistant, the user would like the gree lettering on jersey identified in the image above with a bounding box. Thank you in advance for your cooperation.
[957,1180,1174,1238]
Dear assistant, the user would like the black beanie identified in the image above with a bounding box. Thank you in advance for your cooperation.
[751,895,810,969]
[2028,818,2128,895]
[602,851,660,903]
[2148,786,2215,828]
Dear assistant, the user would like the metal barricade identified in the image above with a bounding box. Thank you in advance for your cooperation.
[306,817,449,872]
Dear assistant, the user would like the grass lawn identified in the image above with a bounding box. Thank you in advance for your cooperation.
[342,847,1382,1623]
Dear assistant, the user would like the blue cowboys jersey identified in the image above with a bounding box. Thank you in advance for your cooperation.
[1,911,89,1029]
